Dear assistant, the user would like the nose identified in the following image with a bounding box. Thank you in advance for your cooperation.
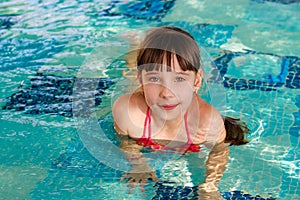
[159,85,174,99]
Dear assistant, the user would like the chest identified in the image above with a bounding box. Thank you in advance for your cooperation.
[127,115,206,144]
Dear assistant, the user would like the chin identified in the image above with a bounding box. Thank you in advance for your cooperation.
[161,110,184,121]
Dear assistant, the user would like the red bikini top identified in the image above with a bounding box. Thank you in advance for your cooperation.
[135,107,201,154]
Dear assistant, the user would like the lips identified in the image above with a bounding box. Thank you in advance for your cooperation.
[160,104,178,110]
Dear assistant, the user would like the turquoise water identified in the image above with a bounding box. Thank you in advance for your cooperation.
[0,0,299,199]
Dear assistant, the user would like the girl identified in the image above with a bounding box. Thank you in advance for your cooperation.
[112,26,248,196]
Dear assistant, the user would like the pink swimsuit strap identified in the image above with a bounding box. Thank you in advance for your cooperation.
[136,107,201,153]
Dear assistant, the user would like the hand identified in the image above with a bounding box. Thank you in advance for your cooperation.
[121,165,158,194]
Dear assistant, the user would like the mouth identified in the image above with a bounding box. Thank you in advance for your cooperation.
[160,104,178,110]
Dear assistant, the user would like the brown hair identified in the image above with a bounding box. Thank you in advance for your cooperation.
[136,26,200,74]
[224,116,250,146]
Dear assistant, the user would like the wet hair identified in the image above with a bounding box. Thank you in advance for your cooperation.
[137,26,200,74]
[224,116,250,146]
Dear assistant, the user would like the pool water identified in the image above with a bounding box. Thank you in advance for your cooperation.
[0,0,299,199]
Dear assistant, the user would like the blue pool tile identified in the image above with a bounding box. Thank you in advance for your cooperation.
[152,182,278,199]
[222,77,283,91]
[2,74,114,117]
[212,50,299,91]
[289,126,299,138]
[295,95,300,108]
[251,0,300,4]
[292,111,300,122]
[0,38,66,71]
[285,57,300,89]
[0,15,19,29]
[52,137,123,179]
[100,0,176,21]
[222,191,277,200]
[289,95,300,138]
[153,182,196,199]
[161,22,235,48]
[264,56,290,83]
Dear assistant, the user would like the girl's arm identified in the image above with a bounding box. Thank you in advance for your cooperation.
[116,133,158,192]
[113,95,157,175]
[116,133,144,162]
[200,142,229,191]
[197,142,229,199]
[197,106,229,196]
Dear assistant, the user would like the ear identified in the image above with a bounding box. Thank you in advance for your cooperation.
[194,69,203,92]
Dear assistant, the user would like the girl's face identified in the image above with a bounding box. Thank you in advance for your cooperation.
[139,55,202,121]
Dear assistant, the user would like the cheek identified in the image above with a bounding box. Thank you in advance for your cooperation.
[143,85,159,104]
[174,85,194,102]
[180,90,193,101]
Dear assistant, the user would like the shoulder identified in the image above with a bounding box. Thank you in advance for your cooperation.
[113,91,146,113]
[112,91,147,135]
[195,97,226,145]
[196,97,222,124]
[113,93,131,110]
[112,93,131,135]
[112,93,132,116]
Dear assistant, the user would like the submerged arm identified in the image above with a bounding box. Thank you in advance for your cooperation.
[202,142,229,189]
[117,133,147,167]
[116,131,158,187]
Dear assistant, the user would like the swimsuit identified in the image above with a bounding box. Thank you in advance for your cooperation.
[135,107,201,153]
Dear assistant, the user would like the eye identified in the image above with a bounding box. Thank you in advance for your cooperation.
[149,77,160,82]
[175,76,186,82]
